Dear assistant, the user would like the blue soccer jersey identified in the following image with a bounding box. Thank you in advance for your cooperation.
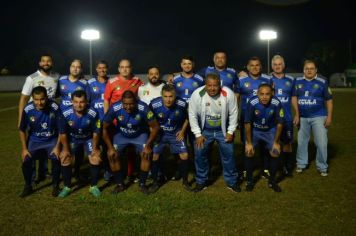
[150,97,188,134]
[173,73,204,103]
[237,74,272,111]
[292,77,332,118]
[271,74,295,122]
[86,77,107,120]
[198,66,238,92]
[245,96,285,131]
[19,100,60,142]
[58,76,87,109]
[103,100,155,138]
[60,107,100,140]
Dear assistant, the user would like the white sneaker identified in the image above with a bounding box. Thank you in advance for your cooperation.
[320,171,328,177]
[296,167,304,173]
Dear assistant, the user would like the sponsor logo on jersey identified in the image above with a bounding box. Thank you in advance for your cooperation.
[41,122,48,129]
[37,81,45,86]
[244,82,250,88]
[143,90,149,95]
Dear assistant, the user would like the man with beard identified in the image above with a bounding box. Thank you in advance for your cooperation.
[18,54,60,182]
[138,66,164,105]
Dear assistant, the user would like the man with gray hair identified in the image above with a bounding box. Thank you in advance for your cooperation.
[188,73,240,192]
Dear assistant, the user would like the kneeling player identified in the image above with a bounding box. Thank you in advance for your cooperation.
[102,91,160,195]
[19,86,61,197]
[149,85,190,192]
[244,84,284,192]
[58,90,101,197]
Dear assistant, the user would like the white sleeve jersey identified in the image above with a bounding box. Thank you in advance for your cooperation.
[21,70,60,99]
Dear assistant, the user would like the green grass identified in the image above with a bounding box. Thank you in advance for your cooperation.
[0,90,355,235]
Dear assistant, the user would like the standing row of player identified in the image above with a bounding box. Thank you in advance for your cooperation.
[17,52,333,197]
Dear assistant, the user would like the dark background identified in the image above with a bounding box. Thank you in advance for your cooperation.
[0,0,354,76]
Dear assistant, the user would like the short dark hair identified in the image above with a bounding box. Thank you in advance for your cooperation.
[40,54,52,61]
[71,90,87,100]
[96,60,109,68]
[162,84,176,94]
[148,65,160,73]
[248,56,262,65]
[31,86,48,97]
[258,83,273,91]
[122,90,136,101]
[303,59,317,68]
[205,73,220,82]
[181,55,194,62]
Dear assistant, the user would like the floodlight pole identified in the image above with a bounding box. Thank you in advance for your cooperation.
[89,40,93,76]
[267,39,270,74]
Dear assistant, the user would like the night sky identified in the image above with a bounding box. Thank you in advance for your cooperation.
[0,0,354,75]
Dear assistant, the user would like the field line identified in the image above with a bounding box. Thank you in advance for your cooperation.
[0,106,18,112]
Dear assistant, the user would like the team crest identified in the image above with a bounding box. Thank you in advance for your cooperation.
[68,121,74,126]
[37,81,45,86]
[328,87,332,95]
[86,119,91,124]
[158,113,164,118]
[192,82,198,87]
[298,84,303,89]
[176,82,182,87]
[227,73,233,79]
[279,109,284,118]
[244,82,250,88]
[269,110,274,115]
[118,116,124,121]
[285,81,291,87]
[135,114,141,121]
[205,102,210,106]
[96,120,101,128]
[115,85,121,90]
[313,84,319,89]
[76,86,83,91]
[147,111,154,119]
[143,90,150,95]
[175,110,180,116]
[61,85,66,90]
[30,116,35,122]
[255,110,260,115]
[93,86,98,92]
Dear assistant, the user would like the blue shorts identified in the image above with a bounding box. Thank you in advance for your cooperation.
[281,121,293,144]
[153,132,188,154]
[113,132,147,154]
[251,129,275,151]
[69,138,93,156]
[27,138,58,160]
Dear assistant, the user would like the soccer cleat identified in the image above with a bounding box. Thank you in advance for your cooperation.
[320,171,328,177]
[245,182,254,192]
[20,185,33,198]
[139,184,150,195]
[296,167,304,173]
[227,184,241,193]
[58,186,71,198]
[89,186,101,197]
[112,183,125,195]
[149,182,160,194]
[192,183,207,193]
[268,182,282,192]
[52,185,60,197]
[261,169,270,179]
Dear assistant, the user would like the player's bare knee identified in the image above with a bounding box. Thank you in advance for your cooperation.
[179,153,188,160]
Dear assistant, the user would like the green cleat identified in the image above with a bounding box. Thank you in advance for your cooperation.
[89,186,101,197]
[58,186,71,198]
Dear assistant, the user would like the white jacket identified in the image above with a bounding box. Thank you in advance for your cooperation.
[188,86,238,138]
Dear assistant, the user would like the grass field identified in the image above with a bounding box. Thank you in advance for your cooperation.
[0,90,355,235]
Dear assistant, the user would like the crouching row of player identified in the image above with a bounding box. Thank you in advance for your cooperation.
[19,84,191,197]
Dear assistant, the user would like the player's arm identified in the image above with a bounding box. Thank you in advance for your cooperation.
[103,82,113,114]
[176,119,189,141]
[91,116,102,155]
[244,122,254,157]
[325,99,333,127]
[18,111,31,161]
[291,96,299,127]
[226,91,238,143]
[143,119,160,160]
[18,95,30,127]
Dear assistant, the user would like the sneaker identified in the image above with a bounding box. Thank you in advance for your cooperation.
[296,167,304,173]
[52,185,60,197]
[139,184,150,195]
[192,183,207,193]
[261,169,270,179]
[58,186,71,198]
[245,182,254,192]
[103,170,112,182]
[149,182,160,194]
[320,171,328,177]
[227,184,241,193]
[20,185,33,198]
[182,180,192,191]
[89,186,101,197]
[268,182,282,192]
[112,183,125,195]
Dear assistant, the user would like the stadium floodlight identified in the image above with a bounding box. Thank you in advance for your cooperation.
[259,30,277,74]
[81,29,100,76]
